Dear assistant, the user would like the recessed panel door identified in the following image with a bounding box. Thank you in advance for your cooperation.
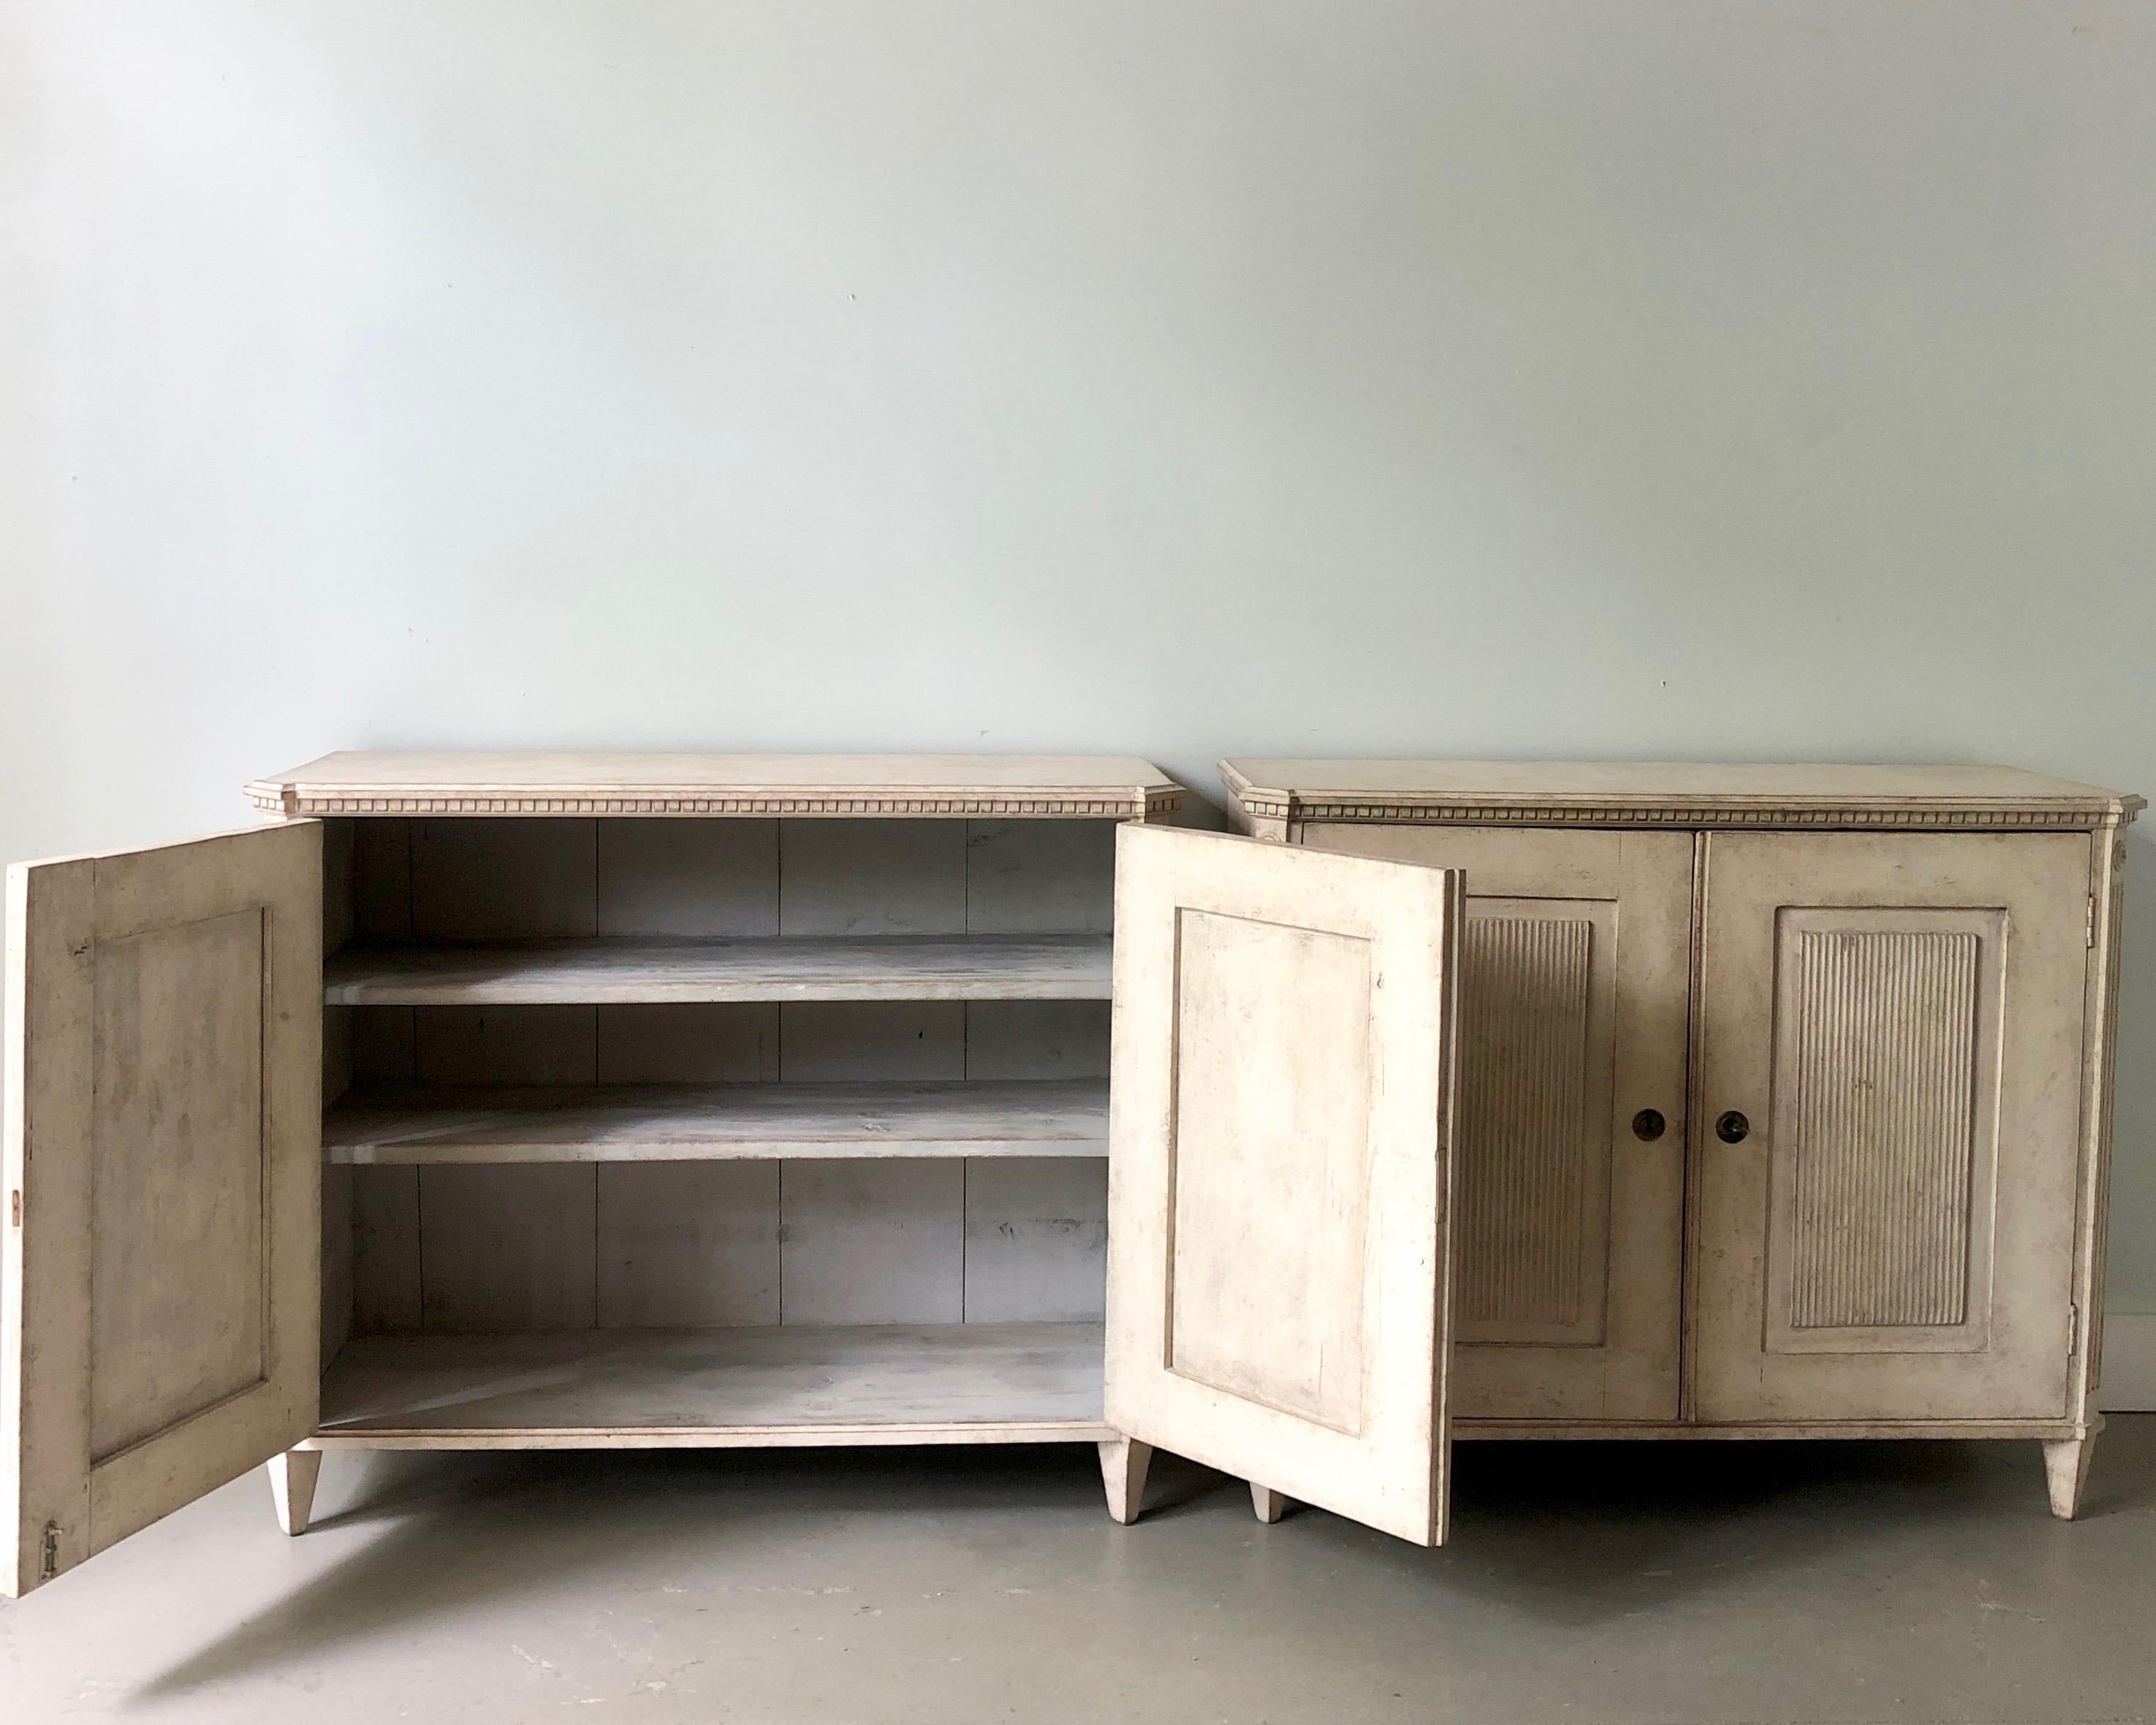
[4,822,322,1596]
[1104,824,1462,1544]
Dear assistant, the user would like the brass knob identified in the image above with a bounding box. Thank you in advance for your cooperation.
[1631,1109,1666,1142]
[1716,1110,1750,1144]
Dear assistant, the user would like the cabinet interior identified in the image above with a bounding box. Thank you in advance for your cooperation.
[315,814,1117,1444]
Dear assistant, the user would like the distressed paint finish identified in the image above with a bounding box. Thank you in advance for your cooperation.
[1696,833,2088,1422]
[4,822,321,1597]
[1245,760,2135,1520]
[1105,823,1462,1547]
[249,752,1183,821]
[1294,824,1692,1423]
[1783,925,1985,1333]
[1225,759,2141,832]
[315,1324,1110,1444]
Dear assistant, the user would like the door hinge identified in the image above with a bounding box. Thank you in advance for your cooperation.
[2068,1301,2081,1362]
[8,1188,18,1227]
[40,1523,60,1581]
[2087,895,2098,947]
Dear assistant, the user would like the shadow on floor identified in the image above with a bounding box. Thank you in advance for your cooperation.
[132,1418,2155,1699]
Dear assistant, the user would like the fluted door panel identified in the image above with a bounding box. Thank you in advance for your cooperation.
[1299,825,1693,1422]
[1696,833,2088,1422]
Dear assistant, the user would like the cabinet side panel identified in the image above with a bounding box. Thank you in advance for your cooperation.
[2076,827,2128,1417]
[321,1163,354,1367]
[352,820,412,943]
[322,820,356,955]
[352,1168,421,1334]
[320,824,357,1367]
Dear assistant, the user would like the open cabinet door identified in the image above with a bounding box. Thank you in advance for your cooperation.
[1105,824,1462,1545]
[4,822,321,1596]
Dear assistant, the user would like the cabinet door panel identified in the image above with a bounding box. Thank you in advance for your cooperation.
[1105,825,1462,1545]
[4,822,322,1596]
[1694,833,2087,1422]
[1299,826,1691,1421]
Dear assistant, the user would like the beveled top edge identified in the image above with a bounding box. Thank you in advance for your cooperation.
[248,751,1182,817]
[1221,758,2141,823]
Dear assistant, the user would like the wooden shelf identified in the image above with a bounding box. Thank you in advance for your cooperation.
[311,1322,1110,1447]
[324,934,1112,1005]
[323,1078,1109,1164]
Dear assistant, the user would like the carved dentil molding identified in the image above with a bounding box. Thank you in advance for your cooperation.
[248,785,1183,821]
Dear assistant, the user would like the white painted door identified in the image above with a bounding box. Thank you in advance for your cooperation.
[1104,824,1463,1545]
[1693,832,2090,1423]
[1294,825,1693,1422]
[4,822,322,1596]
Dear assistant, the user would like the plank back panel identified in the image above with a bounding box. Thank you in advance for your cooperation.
[596,1164,781,1327]
[419,1165,599,1332]
[598,820,778,936]
[963,824,1115,1322]
[337,814,1120,1339]
[411,820,596,940]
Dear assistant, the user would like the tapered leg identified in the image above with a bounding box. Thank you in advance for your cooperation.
[267,1450,323,1536]
[1250,1483,1289,1524]
[2043,1434,2096,1520]
[1099,1438,1154,1525]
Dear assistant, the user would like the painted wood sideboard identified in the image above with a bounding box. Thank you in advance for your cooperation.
[1223,759,2141,1521]
[4,751,2137,1596]
[6,751,1498,1591]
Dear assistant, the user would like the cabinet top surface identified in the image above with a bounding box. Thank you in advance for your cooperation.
[248,751,1182,819]
[1221,759,2141,829]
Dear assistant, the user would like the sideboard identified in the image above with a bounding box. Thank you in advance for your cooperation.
[4,752,2136,1596]
[1223,759,2141,1520]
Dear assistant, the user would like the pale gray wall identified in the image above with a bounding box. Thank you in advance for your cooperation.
[4,2,2154,1303]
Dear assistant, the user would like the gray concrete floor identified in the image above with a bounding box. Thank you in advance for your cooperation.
[3,1420,2152,1724]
